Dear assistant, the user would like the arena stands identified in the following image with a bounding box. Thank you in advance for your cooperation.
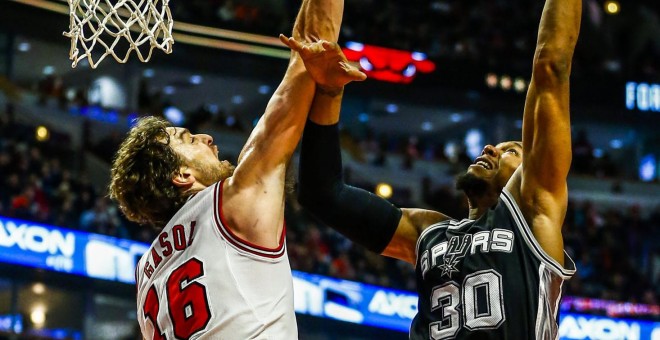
[0,107,656,306]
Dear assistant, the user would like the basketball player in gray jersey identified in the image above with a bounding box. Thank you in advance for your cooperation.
[283,0,582,337]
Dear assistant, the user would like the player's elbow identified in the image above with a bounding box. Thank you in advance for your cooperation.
[532,49,573,86]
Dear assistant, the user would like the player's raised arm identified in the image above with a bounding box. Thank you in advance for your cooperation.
[234,0,343,170]
[285,39,446,264]
[516,0,582,263]
[222,0,344,248]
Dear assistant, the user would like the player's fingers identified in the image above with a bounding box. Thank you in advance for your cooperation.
[322,41,339,51]
[341,62,367,81]
[278,34,291,47]
[301,42,324,57]
[348,69,368,82]
[279,35,303,52]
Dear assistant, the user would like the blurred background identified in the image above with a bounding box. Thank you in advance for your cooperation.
[0,0,658,339]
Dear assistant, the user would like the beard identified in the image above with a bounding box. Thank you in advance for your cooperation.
[455,171,490,197]
[191,159,236,186]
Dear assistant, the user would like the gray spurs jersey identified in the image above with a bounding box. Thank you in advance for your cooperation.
[411,189,575,340]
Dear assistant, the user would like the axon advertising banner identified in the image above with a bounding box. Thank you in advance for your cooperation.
[559,313,660,340]
[0,216,149,284]
[292,270,417,332]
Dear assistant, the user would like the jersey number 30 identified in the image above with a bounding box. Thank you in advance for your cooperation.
[430,270,505,339]
[143,258,212,340]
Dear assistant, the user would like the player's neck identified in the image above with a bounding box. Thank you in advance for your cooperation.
[182,183,208,197]
[466,191,499,220]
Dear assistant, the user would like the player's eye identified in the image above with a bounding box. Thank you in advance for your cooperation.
[191,137,195,144]
[507,149,518,155]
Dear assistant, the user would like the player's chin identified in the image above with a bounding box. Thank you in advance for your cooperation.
[467,164,491,176]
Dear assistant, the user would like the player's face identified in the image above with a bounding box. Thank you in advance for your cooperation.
[165,127,235,186]
[466,141,523,190]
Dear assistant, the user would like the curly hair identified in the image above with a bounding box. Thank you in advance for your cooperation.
[108,116,187,227]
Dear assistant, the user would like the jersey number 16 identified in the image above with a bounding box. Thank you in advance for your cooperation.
[143,258,212,340]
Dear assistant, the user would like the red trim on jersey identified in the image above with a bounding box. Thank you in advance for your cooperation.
[213,180,286,258]
[134,262,140,296]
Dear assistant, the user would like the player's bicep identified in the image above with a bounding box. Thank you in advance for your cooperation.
[382,208,446,265]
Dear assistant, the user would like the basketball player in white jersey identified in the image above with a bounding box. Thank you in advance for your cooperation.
[107,0,364,338]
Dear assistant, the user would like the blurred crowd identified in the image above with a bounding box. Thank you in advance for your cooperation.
[0,115,150,243]
[171,0,659,79]
[342,126,626,180]
[0,113,657,306]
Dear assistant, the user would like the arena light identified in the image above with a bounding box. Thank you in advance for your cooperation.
[593,148,604,158]
[499,75,512,91]
[385,104,399,114]
[163,86,176,95]
[465,129,484,159]
[639,154,656,182]
[30,305,46,327]
[485,73,498,88]
[513,77,527,93]
[359,57,374,71]
[605,1,620,14]
[17,42,30,52]
[164,106,185,125]
[232,95,244,105]
[609,139,623,149]
[32,283,46,295]
[421,121,433,131]
[42,66,55,76]
[226,116,237,127]
[450,113,462,123]
[345,41,365,52]
[189,75,203,85]
[35,126,49,142]
[375,183,393,199]
[258,85,271,95]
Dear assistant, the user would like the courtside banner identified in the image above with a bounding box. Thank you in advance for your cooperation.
[559,313,660,340]
[292,270,417,332]
[0,216,149,284]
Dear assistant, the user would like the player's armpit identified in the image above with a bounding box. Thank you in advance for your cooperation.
[382,208,448,264]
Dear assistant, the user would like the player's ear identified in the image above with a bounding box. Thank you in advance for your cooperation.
[172,166,196,189]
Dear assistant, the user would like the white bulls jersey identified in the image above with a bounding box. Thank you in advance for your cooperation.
[135,181,297,340]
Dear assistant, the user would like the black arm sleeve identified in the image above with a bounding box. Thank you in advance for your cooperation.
[297,120,402,254]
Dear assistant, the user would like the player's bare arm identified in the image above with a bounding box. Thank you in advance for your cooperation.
[222,0,344,248]
[380,208,449,264]
[506,0,582,265]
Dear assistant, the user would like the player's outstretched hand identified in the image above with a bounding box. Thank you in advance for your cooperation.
[280,35,367,91]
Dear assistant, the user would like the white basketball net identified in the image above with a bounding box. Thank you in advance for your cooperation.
[63,0,174,69]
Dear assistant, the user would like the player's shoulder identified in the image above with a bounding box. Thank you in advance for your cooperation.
[402,208,452,235]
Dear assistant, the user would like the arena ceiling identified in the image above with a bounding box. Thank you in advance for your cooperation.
[0,0,654,148]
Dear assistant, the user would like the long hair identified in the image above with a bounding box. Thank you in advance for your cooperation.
[108,117,187,227]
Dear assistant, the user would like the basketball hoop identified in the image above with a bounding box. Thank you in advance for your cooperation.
[63,0,174,69]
